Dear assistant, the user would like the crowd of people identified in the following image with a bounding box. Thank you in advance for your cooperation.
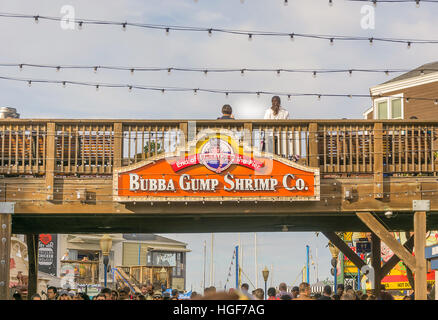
[13,281,434,300]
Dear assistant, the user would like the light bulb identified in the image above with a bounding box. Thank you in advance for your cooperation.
[130,69,135,75]
[94,66,98,73]
[407,42,411,49]
[349,70,353,77]
[62,81,66,88]
[122,22,127,31]
[34,15,39,24]
[96,85,99,91]
[241,69,245,76]
[369,38,373,46]
[248,34,253,41]
[276,70,281,77]
[313,71,317,78]
[168,68,172,75]
[290,33,294,41]
[329,38,334,46]
[284,0,288,6]
[208,29,212,37]
[28,80,32,87]
[128,86,132,92]
[329,0,333,6]
[78,21,83,30]
[288,95,291,102]
[165,28,169,36]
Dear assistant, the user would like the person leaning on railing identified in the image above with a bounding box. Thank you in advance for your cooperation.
[218,104,234,119]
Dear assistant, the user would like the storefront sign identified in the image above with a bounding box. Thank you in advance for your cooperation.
[38,234,57,276]
[114,129,320,202]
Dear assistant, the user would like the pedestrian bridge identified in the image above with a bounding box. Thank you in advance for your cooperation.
[1,118,437,234]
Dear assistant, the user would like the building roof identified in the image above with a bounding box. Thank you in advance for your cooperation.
[122,234,187,246]
[382,61,438,85]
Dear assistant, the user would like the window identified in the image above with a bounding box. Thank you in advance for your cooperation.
[173,253,185,278]
[374,95,403,120]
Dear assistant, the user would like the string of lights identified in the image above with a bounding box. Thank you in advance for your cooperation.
[0,12,437,47]
[2,74,438,103]
[3,63,435,77]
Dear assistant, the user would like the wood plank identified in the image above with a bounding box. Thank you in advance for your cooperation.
[0,211,12,300]
[356,212,416,270]
[113,123,123,168]
[371,232,382,295]
[322,232,366,269]
[26,234,39,300]
[373,123,383,199]
[45,123,56,201]
[414,211,427,300]
[308,123,318,168]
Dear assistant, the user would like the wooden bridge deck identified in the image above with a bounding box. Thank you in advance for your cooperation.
[1,119,438,233]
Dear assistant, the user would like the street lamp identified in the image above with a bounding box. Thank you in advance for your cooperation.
[328,241,340,292]
[99,234,112,288]
[159,267,167,287]
[262,266,269,300]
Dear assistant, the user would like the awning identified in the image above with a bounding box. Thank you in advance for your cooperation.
[146,246,191,253]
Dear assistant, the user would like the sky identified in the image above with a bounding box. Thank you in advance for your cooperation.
[1,0,438,292]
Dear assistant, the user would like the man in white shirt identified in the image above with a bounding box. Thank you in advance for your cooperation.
[264,96,289,119]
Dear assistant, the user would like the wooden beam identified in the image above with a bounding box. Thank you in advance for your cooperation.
[26,234,39,300]
[45,123,55,201]
[0,203,14,300]
[371,232,382,295]
[322,232,366,269]
[356,212,416,271]
[373,122,383,199]
[113,123,123,168]
[380,234,414,277]
[414,211,427,300]
[308,123,319,168]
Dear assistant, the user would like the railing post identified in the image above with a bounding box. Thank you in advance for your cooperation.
[0,203,14,300]
[45,122,56,201]
[373,122,384,199]
[26,234,39,299]
[308,123,319,168]
[244,122,253,150]
[114,123,123,168]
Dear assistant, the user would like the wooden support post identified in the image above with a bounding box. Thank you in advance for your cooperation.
[113,123,123,168]
[356,212,416,271]
[45,123,56,201]
[244,122,253,150]
[322,232,366,269]
[381,235,414,277]
[373,122,384,199]
[26,234,39,300]
[414,211,427,300]
[371,233,382,295]
[0,203,14,300]
[308,123,319,168]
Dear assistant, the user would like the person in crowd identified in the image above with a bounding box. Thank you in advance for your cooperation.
[367,294,376,300]
[313,293,322,299]
[73,292,90,300]
[58,292,72,300]
[294,282,312,300]
[280,294,292,300]
[100,287,112,300]
[267,287,278,300]
[118,287,131,300]
[241,283,249,293]
[47,286,58,300]
[217,104,234,119]
[340,292,356,300]
[345,289,358,300]
[152,291,163,300]
[332,294,340,300]
[276,282,293,299]
[111,290,119,300]
[209,286,217,294]
[171,288,180,300]
[190,291,200,299]
[252,288,264,300]
[319,285,332,300]
[140,284,148,296]
[12,291,23,300]
[134,293,146,300]
[94,294,106,300]
[31,293,42,300]
[356,290,363,299]
[360,294,368,300]
[336,284,344,296]
[377,291,394,300]
[291,286,299,299]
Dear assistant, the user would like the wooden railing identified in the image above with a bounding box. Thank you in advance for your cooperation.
[60,260,99,285]
[116,265,173,288]
[0,119,437,176]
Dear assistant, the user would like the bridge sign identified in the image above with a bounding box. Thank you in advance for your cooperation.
[114,129,320,202]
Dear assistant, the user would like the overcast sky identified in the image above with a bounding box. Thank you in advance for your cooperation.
[2,0,437,292]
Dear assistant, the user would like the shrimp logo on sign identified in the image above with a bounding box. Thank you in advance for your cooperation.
[199,138,234,173]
